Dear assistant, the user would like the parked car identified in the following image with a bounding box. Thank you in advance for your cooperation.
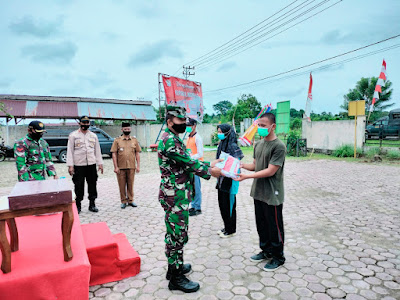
[44,127,114,163]
[365,109,400,138]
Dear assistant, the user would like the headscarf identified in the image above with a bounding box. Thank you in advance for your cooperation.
[216,124,243,193]
[216,124,243,160]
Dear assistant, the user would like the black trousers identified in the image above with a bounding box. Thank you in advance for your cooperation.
[218,190,236,234]
[254,199,285,263]
[73,164,98,206]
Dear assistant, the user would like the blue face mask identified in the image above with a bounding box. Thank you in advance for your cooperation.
[217,133,225,140]
[257,127,269,137]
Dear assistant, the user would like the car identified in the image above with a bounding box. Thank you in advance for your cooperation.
[365,109,400,139]
[44,127,114,163]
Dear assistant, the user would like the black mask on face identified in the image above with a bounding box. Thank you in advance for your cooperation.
[80,124,90,131]
[30,132,43,141]
[123,131,131,136]
[172,123,186,134]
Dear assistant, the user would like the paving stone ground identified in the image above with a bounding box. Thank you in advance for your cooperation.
[1,153,400,299]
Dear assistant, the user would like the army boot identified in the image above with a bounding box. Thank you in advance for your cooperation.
[168,265,200,293]
[166,263,192,280]
[88,200,99,213]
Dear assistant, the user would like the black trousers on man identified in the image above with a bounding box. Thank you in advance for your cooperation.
[218,190,236,234]
[73,164,98,208]
[254,200,285,264]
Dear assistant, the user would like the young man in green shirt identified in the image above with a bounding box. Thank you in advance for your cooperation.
[235,112,286,271]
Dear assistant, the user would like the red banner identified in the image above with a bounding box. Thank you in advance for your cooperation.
[162,75,203,122]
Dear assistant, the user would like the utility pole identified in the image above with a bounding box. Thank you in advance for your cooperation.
[183,65,195,80]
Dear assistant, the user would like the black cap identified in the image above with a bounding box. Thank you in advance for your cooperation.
[79,115,90,123]
[186,118,197,126]
[28,121,46,132]
[122,122,131,128]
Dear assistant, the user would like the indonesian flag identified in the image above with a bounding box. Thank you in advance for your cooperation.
[304,73,313,121]
[370,59,386,112]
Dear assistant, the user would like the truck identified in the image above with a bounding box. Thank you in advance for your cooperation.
[365,108,400,139]
[44,127,114,163]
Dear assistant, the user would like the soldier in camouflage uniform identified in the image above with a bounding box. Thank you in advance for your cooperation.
[14,120,58,181]
[158,106,221,293]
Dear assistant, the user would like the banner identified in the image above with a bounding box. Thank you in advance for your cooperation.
[369,59,387,113]
[304,73,313,122]
[162,75,203,122]
[238,104,272,146]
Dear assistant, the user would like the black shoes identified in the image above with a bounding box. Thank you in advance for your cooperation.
[166,263,191,280]
[250,251,272,262]
[168,265,199,293]
[121,203,127,209]
[263,258,285,271]
[88,206,99,213]
[128,202,137,207]
[189,208,201,216]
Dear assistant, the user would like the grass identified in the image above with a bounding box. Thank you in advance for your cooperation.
[365,139,400,147]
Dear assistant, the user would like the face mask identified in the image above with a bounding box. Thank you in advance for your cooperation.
[257,127,270,137]
[30,132,43,141]
[217,133,225,140]
[80,124,90,130]
[172,123,186,134]
[185,127,192,133]
[123,131,131,136]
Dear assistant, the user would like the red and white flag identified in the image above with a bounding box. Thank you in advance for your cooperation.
[370,59,387,112]
[304,73,313,121]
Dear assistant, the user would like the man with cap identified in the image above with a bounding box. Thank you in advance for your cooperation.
[185,118,204,216]
[14,120,58,181]
[158,105,222,293]
[67,116,103,213]
[111,122,141,209]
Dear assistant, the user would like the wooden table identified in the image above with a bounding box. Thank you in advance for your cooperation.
[0,203,74,274]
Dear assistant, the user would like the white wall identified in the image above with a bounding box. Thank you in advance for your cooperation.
[302,117,366,151]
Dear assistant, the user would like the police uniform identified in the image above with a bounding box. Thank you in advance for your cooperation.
[111,123,141,207]
[158,106,211,292]
[66,116,103,212]
[14,121,57,181]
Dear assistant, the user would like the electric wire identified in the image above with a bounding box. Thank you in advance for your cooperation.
[197,0,341,71]
[203,35,400,94]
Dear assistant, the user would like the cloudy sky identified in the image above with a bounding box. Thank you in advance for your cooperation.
[1,0,400,117]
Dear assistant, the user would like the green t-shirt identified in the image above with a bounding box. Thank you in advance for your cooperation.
[250,138,286,205]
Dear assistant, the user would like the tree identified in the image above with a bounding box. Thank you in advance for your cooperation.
[213,100,233,116]
[226,94,262,123]
[341,77,393,120]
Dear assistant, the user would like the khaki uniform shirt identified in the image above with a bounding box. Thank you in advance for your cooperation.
[111,136,142,169]
[66,129,104,167]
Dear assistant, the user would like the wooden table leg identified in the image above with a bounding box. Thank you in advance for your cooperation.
[0,220,12,273]
[61,204,74,262]
[6,219,19,252]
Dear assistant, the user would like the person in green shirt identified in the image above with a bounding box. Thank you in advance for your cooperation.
[235,112,286,271]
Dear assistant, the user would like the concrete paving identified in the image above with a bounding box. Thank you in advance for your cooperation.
[2,155,399,299]
[80,157,400,300]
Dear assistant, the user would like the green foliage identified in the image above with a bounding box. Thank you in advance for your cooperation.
[290,108,305,119]
[386,150,400,160]
[333,145,363,157]
[286,129,305,156]
[226,94,262,124]
[341,77,394,122]
[211,131,219,145]
[290,118,302,130]
[365,147,381,159]
[213,100,233,116]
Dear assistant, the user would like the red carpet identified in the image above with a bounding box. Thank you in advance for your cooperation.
[0,206,91,300]
[81,222,141,286]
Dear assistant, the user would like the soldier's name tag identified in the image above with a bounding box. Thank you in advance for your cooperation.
[120,147,124,151]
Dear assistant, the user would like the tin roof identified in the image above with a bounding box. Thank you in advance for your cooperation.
[0,94,156,121]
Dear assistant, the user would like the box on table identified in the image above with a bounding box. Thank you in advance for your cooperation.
[8,179,72,210]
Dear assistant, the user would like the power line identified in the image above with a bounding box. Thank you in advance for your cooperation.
[185,0,301,66]
[191,0,316,67]
[203,34,400,94]
[197,0,341,71]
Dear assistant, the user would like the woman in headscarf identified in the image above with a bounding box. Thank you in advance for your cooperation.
[216,124,244,238]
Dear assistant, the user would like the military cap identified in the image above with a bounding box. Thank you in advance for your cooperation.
[166,105,186,119]
[79,115,90,123]
[28,120,46,132]
[122,122,131,127]
[186,118,197,126]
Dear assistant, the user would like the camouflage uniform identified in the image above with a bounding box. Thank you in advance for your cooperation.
[158,113,211,269]
[14,134,56,181]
